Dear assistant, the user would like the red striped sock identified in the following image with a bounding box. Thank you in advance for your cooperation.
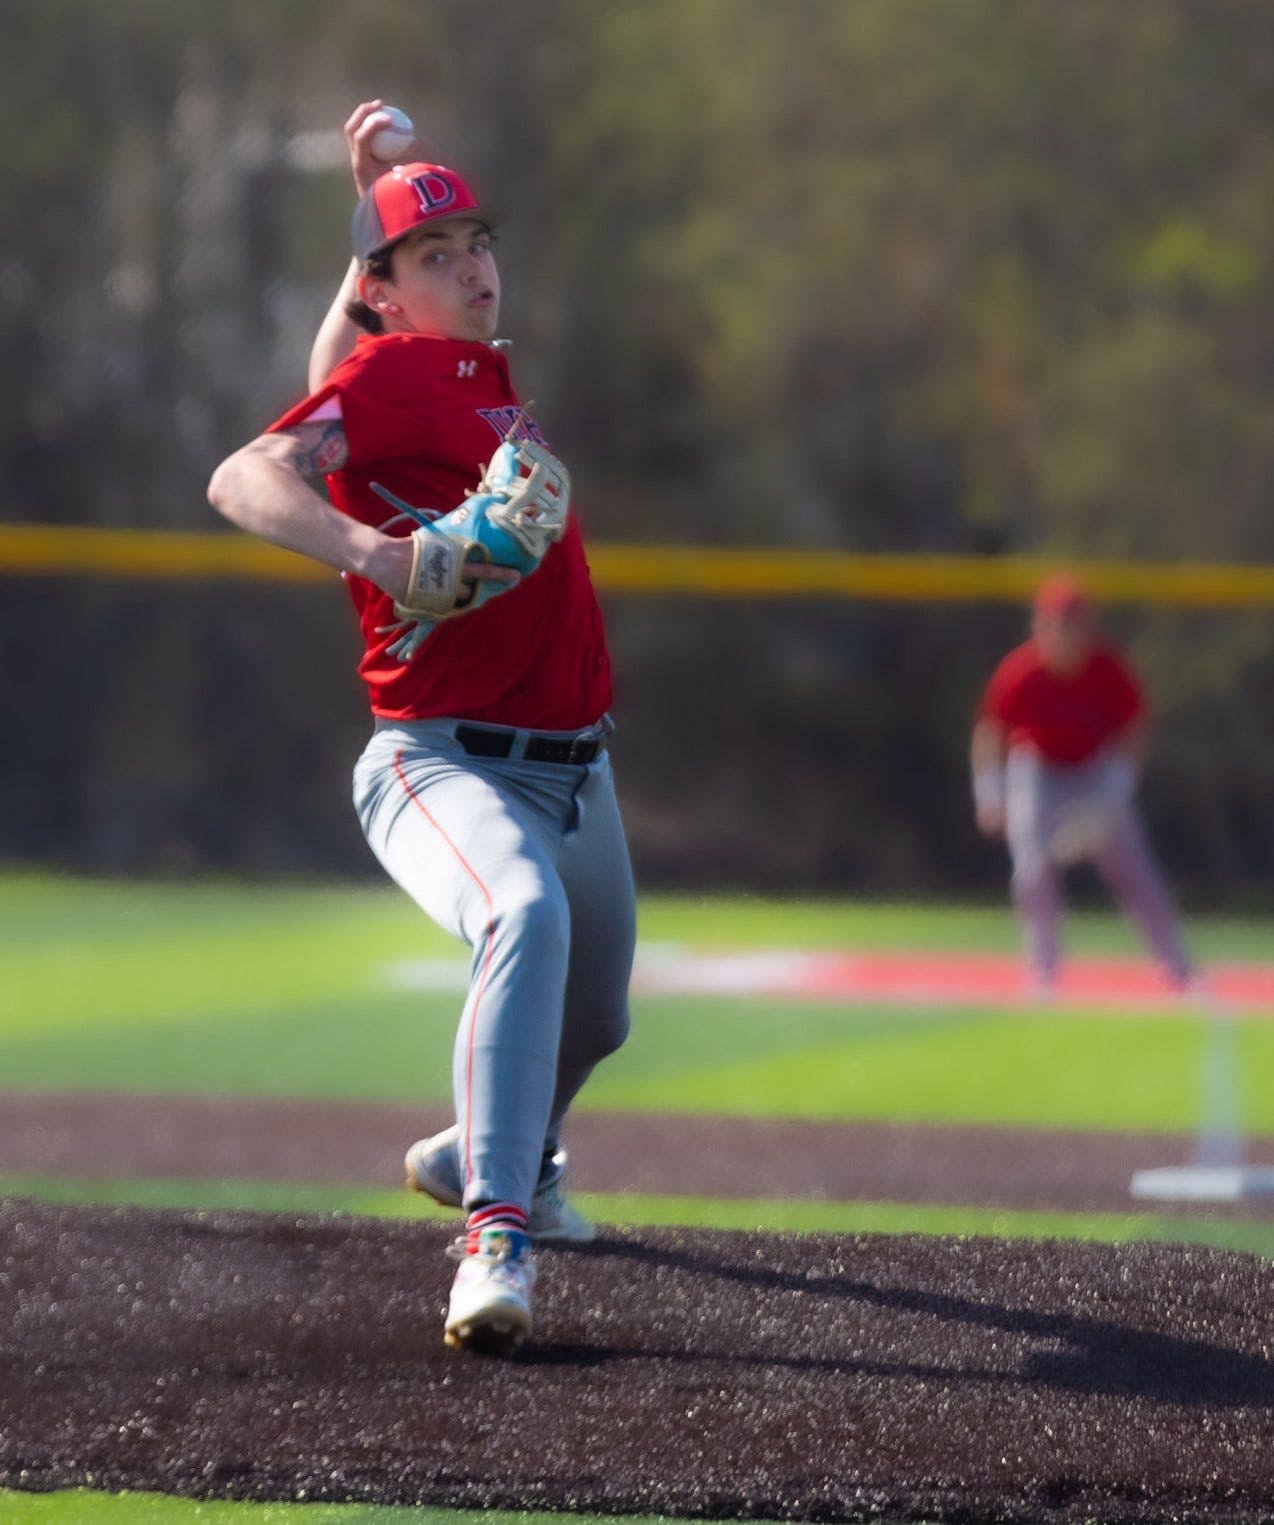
[465,1202,528,1254]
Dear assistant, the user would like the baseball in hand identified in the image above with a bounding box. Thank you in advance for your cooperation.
[367,106,415,162]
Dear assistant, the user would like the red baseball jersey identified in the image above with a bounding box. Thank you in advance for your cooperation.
[269,333,613,729]
[979,638,1145,765]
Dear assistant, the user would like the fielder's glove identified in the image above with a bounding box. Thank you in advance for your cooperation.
[1048,753,1139,866]
[372,438,570,660]
[1049,797,1116,866]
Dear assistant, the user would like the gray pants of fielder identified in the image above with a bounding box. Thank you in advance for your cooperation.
[354,717,635,1214]
[1005,746,1192,986]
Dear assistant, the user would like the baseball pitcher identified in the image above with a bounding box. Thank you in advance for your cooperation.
[208,104,635,1354]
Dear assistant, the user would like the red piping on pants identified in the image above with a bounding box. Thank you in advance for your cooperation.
[392,748,496,1198]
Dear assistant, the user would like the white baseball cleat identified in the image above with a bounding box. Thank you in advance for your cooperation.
[405,1124,596,1243]
[526,1172,596,1244]
[404,1127,466,1206]
[444,1226,537,1353]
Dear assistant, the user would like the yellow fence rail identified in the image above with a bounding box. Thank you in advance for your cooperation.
[3,523,1274,606]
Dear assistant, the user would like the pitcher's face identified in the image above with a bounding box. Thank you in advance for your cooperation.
[360,219,500,341]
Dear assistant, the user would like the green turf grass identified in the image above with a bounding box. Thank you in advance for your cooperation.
[638,891,1274,959]
[4,991,1273,1134]
[0,1489,731,1523]
[7,869,1270,969]
[5,871,1273,1132]
[582,1007,1251,1130]
[6,1174,1274,1258]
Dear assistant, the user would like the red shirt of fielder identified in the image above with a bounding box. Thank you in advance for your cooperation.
[981,630,1145,768]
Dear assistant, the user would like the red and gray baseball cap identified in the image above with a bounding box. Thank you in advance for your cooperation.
[1034,573,1091,617]
[351,162,491,262]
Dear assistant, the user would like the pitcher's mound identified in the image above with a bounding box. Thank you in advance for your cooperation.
[4,1197,1274,1522]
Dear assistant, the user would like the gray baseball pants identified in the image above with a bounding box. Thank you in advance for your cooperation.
[353,717,635,1213]
[1005,746,1192,985]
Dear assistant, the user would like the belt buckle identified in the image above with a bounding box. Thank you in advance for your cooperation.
[568,732,596,764]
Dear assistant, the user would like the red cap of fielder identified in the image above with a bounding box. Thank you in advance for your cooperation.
[1034,573,1090,618]
[351,162,490,262]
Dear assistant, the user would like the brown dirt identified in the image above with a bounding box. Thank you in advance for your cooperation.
[7,1093,1274,1520]
[3,1090,1274,1219]
[5,1197,1274,1521]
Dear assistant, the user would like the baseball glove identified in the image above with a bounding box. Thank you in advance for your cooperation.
[1048,797,1117,866]
[372,438,570,660]
[1048,757,1135,866]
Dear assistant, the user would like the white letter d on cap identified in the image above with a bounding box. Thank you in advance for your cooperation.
[409,172,457,215]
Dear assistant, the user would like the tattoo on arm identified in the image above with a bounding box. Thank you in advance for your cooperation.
[271,419,350,479]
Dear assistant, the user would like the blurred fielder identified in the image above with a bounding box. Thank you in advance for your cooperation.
[970,575,1194,994]
[209,103,634,1354]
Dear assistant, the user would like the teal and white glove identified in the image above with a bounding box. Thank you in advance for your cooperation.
[373,439,570,661]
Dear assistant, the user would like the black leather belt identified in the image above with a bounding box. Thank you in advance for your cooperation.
[454,723,604,765]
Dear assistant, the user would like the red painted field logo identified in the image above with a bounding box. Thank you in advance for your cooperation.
[382,946,1274,1013]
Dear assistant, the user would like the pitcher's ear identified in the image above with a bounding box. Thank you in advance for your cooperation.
[357,273,400,314]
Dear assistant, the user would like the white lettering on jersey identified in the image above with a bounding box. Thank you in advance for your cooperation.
[476,405,549,446]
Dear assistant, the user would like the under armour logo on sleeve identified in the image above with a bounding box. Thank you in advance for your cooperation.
[457,360,478,378]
